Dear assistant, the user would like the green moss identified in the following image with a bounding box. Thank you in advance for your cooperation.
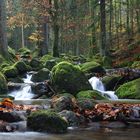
[52,61,92,95]
[0,72,8,94]
[40,55,54,63]
[116,78,140,99]
[18,47,31,55]
[2,66,18,78]
[14,61,28,74]
[31,68,50,82]
[131,61,140,69]
[30,58,43,70]
[8,47,17,62]
[44,59,57,70]
[102,75,122,90]
[76,90,107,100]
[81,61,105,74]
[27,110,68,133]
[0,55,5,64]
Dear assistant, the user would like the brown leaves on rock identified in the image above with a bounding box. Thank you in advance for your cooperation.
[0,98,38,113]
[75,103,140,122]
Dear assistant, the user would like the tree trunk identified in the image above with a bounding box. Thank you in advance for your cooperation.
[53,24,59,57]
[0,0,9,58]
[100,0,107,56]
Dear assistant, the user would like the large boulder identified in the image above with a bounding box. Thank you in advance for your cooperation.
[31,68,50,82]
[116,78,140,99]
[0,72,8,94]
[51,61,92,95]
[81,61,105,74]
[2,66,18,78]
[76,90,107,100]
[14,61,28,74]
[27,110,68,133]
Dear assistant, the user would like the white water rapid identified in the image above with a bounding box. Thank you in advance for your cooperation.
[89,77,118,100]
[9,74,35,100]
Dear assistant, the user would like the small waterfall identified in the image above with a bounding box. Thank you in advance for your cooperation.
[9,73,35,100]
[89,77,118,100]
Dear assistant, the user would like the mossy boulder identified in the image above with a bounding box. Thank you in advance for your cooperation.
[27,110,68,133]
[14,61,29,74]
[31,68,50,82]
[2,66,18,78]
[18,47,31,59]
[52,61,92,95]
[81,61,105,74]
[30,58,43,70]
[40,54,54,63]
[44,59,57,70]
[0,72,8,94]
[116,78,140,99]
[76,90,107,100]
[102,75,122,90]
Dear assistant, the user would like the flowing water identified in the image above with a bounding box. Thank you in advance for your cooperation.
[0,126,140,140]
[9,73,35,100]
[89,77,118,100]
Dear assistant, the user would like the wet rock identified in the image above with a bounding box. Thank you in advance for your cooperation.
[31,68,50,82]
[80,61,105,75]
[10,121,27,132]
[44,59,57,70]
[0,111,26,122]
[27,110,68,133]
[51,96,75,112]
[76,90,107,100]
[0,121,16,132]
[30,58,43,70]
[31,83,49,96]
[77,98,96,110]
[102,75,122,90]
[59,110,85,126]
[116,78,140,99]
[52,61,92,95]
[14,61,29,74]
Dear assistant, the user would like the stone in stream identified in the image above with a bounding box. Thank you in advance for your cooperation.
[31,68,50,82]
[59,110,85,127]
[27,110,68,133]
[51,61,92,95]
[0,111,26,123]
[51,96,75,112]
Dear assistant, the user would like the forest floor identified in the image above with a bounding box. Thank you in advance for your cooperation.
[112,34,140,68]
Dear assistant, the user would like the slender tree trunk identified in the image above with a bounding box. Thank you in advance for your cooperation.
[126,0,130,37]
[21,18,25,48]
[0,0,9,58]
[53,24,59,57]
[109,0,113,49]
[51,0,59,57]
[100,0,107,56]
